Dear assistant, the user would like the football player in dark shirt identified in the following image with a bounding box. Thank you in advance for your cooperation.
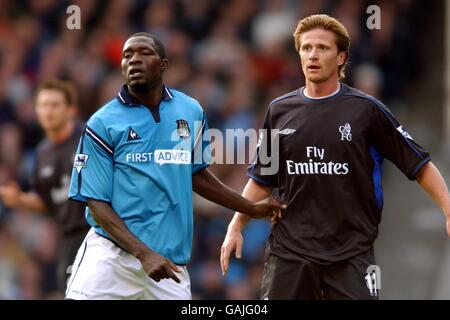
[0,80,89,296]
[220,14,450,299]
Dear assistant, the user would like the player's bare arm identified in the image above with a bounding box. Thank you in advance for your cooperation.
[221,178,273,275]
[0,181,47,213]
[87,199,181,283]
[192,168,285,219]
[415,161,450,237]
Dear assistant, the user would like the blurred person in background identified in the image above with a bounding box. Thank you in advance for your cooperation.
[221,14,450,300]
[0,80,89,297]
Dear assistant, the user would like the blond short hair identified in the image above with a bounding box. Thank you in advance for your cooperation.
[293,14,350,79]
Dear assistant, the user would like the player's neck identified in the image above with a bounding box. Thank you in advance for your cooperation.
[46,120,75,145]
[304,79,340,98]
[128,83,163,108]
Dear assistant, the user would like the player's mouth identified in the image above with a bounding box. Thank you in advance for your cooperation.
[129,68,144,78]
[307,65,321,71]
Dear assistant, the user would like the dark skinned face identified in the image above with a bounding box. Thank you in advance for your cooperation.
[121,36,168,93]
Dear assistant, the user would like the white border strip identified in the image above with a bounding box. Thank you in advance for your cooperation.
[165,87,173,99]
[118,92,126,104]
[86,127,113,155]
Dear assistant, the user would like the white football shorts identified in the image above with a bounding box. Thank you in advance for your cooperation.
[65,228,191,300]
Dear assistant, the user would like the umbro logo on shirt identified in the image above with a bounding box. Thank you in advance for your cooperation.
[127,128,141,141]
[278,128,296,135]
[396,125,413,140]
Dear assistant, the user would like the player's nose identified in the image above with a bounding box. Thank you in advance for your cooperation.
[129,53,143,65]
[309,47,319,59]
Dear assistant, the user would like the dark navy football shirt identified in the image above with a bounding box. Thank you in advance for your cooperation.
[249,83,431,264]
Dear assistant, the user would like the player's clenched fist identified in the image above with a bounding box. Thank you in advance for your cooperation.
[138,250,181,283]
[246,196,287,219]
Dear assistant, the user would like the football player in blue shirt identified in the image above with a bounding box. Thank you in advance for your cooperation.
[65,32,285,300]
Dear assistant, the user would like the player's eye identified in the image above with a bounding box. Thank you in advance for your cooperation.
[141,49,154,56]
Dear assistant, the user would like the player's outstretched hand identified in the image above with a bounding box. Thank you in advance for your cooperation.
[246,196,287,219]
[220,227,243,276]
[139,250,181,283]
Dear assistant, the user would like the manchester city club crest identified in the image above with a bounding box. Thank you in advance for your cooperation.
[176,119,190,139]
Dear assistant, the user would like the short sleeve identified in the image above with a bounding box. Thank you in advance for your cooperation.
[370,101,431,180]
[68,119,114,203]
[247,107,278,187]
[192,112,212,174]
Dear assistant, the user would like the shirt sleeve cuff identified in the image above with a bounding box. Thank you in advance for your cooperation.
[409,155,432,180]
[246,172,276,187]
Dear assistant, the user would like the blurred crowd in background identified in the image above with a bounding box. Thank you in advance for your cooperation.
[0,0,435,299]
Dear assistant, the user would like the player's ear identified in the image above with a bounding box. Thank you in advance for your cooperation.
[160,58,169,73]
[337,51,347,66]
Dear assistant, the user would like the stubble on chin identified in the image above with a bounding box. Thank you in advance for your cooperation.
[128,80,150,93]
[128,76,162,93]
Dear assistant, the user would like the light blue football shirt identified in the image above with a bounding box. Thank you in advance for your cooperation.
[69,85,211,265]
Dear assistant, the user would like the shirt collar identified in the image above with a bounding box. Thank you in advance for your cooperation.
[117,84,173,107]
